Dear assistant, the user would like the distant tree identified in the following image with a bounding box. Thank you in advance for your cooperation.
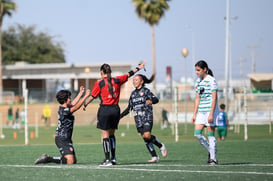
[132,0,170,93]
[0,0,17,103]
[2,24,66,64]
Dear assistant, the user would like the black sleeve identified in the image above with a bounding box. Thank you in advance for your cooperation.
[151,95,159,104]
[120,105,130,119]
[147,88,159,104]
[120,96,132,119]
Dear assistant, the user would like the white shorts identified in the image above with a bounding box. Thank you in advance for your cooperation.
[195,112,218,127]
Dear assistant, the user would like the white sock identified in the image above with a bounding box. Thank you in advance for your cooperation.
[195,134,209,151]
[208,136,217,161]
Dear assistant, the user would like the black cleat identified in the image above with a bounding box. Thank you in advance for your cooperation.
[208,159,218,165]
[111,158,117,165]
[34,154,50,164]
[99,159,112,167]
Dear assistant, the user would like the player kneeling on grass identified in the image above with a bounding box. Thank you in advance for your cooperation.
[120,74,167,163]
[35,86,90,164]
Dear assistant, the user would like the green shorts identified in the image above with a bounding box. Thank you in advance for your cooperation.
[8,116,13,121]
[21,120,25,125]
[217,127,227,137]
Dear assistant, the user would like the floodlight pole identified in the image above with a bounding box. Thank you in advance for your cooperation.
[224,0,230,110]
[182,48,189,135]
[174,87,179,142]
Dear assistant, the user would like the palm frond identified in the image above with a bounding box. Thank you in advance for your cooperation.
[132,0,170,25]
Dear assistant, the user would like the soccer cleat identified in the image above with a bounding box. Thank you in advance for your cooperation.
[208,159,218,165]
[34,154,50,164]
[111,157,117,165]
[148,156,159,163]
[99,159,113,167]
[160,144,167,157]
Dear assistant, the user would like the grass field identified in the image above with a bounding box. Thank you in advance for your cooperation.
[0,124,273,180]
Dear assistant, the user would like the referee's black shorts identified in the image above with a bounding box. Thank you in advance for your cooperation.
[97,104,120,130]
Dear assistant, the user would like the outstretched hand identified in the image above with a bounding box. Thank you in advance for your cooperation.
[138,61,146,70]
[79,86,85,94]
[85,89,91,96]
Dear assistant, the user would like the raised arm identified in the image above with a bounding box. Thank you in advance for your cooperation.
[83,95,95,111]
[127,61,146,78]
[71,86,85,106]
[70,89,91,113]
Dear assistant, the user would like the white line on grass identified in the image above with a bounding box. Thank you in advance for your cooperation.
[1,164,273,176]
[120,163,273,167]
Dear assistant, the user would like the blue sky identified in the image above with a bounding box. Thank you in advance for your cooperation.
[3,0,273,82]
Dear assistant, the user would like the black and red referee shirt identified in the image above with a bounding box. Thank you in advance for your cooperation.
[91,74,128,105]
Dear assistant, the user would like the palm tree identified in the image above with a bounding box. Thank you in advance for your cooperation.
[0,0,16,103]
[132,0,170,93]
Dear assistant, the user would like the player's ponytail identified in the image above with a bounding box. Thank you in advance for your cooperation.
[100,64,114,96]
[207,68,214,77]
[137,74,155,85]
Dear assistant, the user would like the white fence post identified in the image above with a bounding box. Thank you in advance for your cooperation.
[0,113,3,139]
[269,107,272,135]
[174,87,179,142]
[244,88,248,141]
[24,88,29,145]
[35,112,39,138]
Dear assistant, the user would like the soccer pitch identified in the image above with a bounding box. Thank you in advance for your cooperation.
[0,125,273,181]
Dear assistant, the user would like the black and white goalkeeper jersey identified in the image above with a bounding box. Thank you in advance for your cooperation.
[55,106,74,140]
[121,87,159,128]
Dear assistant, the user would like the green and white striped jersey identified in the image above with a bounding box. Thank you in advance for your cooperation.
[195,75,218,113]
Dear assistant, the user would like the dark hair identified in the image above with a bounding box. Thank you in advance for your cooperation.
[56,90,71,104]
[195,60,214,77]
[100,63,114,96]
[220,104,226,110]
[137,74,155,85]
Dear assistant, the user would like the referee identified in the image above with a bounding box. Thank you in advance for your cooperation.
[84,62,145,166]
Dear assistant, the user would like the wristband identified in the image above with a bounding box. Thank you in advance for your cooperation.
[136,67,140,71]
[128,70,134,77]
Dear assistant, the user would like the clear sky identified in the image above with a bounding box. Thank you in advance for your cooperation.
[3,0,273,83]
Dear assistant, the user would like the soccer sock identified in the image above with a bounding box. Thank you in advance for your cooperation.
[144,138,157,157]
[47,156,62,164]
[207,132,217,161]
[109,135,116,159]
[194,129,209,151]
[102,138,110,160]
[150,135,163,148]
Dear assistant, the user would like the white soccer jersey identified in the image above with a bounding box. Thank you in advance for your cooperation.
[195,75,218,113]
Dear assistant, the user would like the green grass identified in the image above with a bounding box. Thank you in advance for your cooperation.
[0,124,273,180]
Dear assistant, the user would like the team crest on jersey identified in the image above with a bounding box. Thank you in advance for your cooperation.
[139,91,144,96]
[70,147,74,152]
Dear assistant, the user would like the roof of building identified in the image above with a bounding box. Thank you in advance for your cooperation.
[2,62,136,79]
[247,73,273,82]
